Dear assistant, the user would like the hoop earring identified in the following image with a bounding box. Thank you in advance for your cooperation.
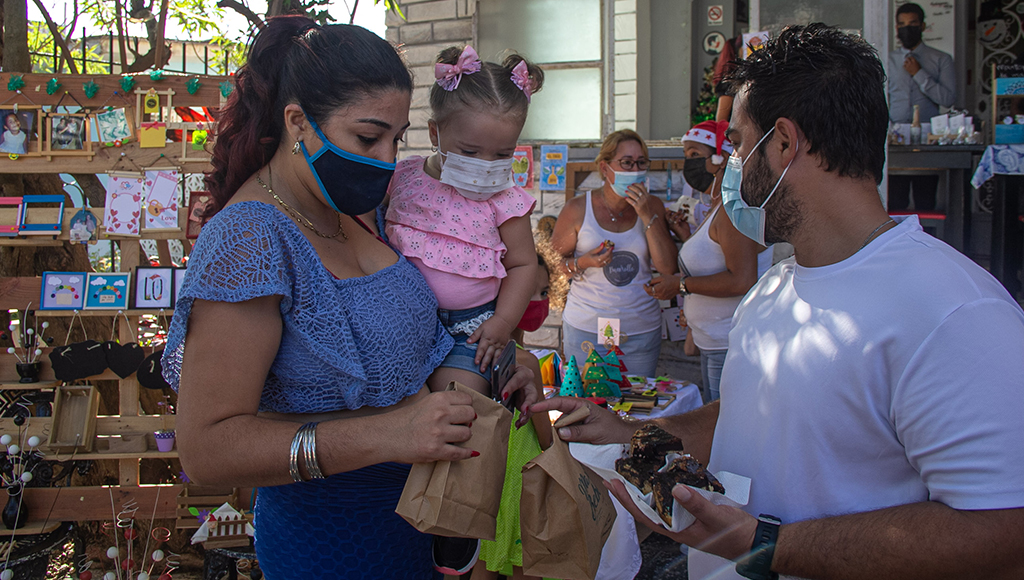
[292,141,301,155]
[430,145,438,153]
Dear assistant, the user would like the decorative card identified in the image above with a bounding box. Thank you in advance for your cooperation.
[47,113,90,153]
[539,144,568,191]
[84,272,131,310]
[173,267,187,306]
[138,122,166,148]
[95,108,134,146]
[512,145,533,188]
[133,266,174,309]
[103,174,144,236]
[597,317,621,347]
[186,192,212,239]
[143,170,180,230]
[40,271,86,310]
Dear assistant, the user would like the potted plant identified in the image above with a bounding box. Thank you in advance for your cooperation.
[154,398,175,452]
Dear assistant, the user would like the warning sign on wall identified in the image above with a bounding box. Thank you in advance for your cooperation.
[707,5,724,26]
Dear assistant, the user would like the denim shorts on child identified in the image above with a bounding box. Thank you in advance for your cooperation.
[437,299,498,380]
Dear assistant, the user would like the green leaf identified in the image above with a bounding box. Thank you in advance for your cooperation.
[188,507,199,516]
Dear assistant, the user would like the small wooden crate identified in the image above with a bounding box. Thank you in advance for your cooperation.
[176,484,239,530]
[202,511,254,549]
[48,385,99,452]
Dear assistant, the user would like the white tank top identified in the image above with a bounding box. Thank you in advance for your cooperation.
[562,191,662,336]
[678,205,773,350]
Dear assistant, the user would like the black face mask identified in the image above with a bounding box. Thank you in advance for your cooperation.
[301,114,395,216]
[897,25,923,49]
[683,157,716,193]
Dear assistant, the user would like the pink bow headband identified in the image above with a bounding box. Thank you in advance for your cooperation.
[435,46,482,91]
[510,60,535,102]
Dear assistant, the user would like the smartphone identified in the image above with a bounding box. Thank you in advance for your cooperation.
[491,340,518,411]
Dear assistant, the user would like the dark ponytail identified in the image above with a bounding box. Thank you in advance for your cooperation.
[206,16,413,214]
[429,47,544,128]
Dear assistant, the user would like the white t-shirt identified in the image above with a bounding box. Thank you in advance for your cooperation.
[689,216,1024,579]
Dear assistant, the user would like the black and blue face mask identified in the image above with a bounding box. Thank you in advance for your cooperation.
[301,115,396,216]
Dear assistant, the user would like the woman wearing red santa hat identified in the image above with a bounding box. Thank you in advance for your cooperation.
[647,120,773,404]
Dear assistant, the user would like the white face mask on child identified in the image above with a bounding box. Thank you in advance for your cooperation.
[438,139,515,201]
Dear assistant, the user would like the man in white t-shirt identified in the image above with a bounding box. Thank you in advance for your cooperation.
[534,23,1024,580]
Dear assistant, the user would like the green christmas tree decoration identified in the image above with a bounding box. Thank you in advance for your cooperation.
[186,77,202,95]
[585,380,620,398]
[149,69,165,81]
[690,65,718,125]
[583,364,609,382]
[120,76,136,93]
[560,355,584,397]
[605,345,628,373]
[83,80,100,99]
[46,78,62,95]
[7,75,25,92]
[585,349,605,366]
[219,81,235,98]
[603,365,623,382]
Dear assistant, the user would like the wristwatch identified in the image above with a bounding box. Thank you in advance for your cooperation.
[735,514,781,580]
[678,276,691,296]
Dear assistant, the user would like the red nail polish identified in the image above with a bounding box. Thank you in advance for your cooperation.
[474,412,478,420]
[467,422,472,428]
[470,450,480,457]
[502,392,509,400]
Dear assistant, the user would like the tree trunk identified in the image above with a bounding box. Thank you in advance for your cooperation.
[2,0,29,72]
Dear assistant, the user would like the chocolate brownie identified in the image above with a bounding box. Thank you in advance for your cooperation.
[651,455,725,525]
[614,456,662,494]
[629,424,684,461]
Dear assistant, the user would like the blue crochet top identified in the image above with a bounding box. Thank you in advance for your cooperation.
[162,201,453,413]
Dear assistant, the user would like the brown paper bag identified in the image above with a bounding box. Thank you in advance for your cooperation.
[395,382,512,540]
[520,407,617,580]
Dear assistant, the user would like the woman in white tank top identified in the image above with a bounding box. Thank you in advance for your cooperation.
[648,121,771,403]
[551,130,679,377]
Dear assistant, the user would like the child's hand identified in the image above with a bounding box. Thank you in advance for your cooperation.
[467,315,513,372]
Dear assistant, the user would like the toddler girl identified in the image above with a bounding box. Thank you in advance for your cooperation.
[386,45,543,397]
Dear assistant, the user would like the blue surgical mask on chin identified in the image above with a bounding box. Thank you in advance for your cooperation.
[721,127,798,246]
[610,170,648,197]
[301,114,396,216]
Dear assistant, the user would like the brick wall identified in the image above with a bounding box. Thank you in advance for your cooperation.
[386,0,476,159]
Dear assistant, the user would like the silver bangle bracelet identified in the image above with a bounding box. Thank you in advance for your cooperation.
[303,422,325,480]
[288,424,306,483]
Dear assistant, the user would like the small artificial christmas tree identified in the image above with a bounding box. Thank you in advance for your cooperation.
[560,355,584,397]
[691,65,717,125]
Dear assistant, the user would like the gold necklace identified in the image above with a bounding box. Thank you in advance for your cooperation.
[256,166,347,240]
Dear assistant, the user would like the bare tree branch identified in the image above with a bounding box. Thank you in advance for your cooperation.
[113,0,128,71]
[217,0,264,29]
[152,0,169,68]
[348,0,359,24]
[30,0,79,74]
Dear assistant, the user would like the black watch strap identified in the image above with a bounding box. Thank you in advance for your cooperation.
[735,514,781,580]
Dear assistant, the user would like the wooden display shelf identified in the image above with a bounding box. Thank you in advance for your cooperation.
[0,381,59,390]
[21,484,184,523]
[0,415,175,438]
[0,520,61,537]
[34,309,174,318]
[0,207,190,245]
[0,349,159,384]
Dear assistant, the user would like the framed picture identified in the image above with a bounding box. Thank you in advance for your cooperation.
[132,267,173,309]
[40,271,86,310]
[0,197,22,236]
[18,194,64,236]
[46,113,93,155]
[0,107,41,157]
[95,108,134,145]
[172,267,186,306]
[84,272,131,310]
[186,192,212,239]
[69,208,100,243]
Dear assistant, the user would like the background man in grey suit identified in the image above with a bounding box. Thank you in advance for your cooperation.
[888,2,955,212]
